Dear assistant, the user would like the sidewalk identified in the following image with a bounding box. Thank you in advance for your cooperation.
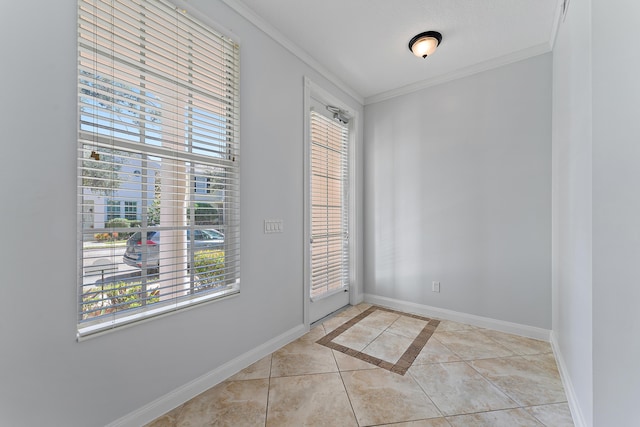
[83,240,128,250]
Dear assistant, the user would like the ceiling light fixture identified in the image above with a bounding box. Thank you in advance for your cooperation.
[408,31,442,58]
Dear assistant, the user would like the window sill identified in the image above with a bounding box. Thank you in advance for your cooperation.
[77,283,239,341]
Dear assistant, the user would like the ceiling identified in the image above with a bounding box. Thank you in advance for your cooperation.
[221,0,561,104]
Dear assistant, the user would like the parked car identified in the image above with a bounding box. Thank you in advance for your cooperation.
[123,229,224,268]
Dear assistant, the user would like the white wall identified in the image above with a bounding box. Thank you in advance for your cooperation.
[0,1,363,426]
[592,0,640,425]
[363,54,552,329]
[551,1,594,425]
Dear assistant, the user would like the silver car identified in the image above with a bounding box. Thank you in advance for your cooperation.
[123,229,224,268]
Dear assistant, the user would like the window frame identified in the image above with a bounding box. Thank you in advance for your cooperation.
[77,0,240,339]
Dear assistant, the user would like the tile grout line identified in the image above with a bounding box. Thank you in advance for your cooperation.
[405,364,447,420]
[336,361,361,426]
[462,351,570,410]
[462,357,526,410]
[264,352,274,426]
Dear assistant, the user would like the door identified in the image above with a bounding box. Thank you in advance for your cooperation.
[307,94,351,323]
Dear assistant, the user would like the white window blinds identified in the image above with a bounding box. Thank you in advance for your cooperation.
[77,0,240,338]
[310,111,350,299]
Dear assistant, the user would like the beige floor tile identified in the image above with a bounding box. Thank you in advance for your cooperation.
[432,319,476,332]
[266,372,357,427]
[479,329,552,355]
[362,331,414,364]
[355,303,373,312]
[145,308,572,427]
[144,405,183,427]
[341,368,441,426]
[332,350,378,371]
[338,305,364,319]
[469,356,567,406]
[387,315,429,340]
[271,338,338,377]
[522,353,562,376]
[413,337,462,365]
[409,362,517,416]
[381,418,451,427]
[227,354,271,381]
[446,408,543,426]
[322,315,353,333]
[357,309,401,330]
[333,323,384,352]
[298,325,328,343]
[434,330,515,360]
[526,403,574,426]
[176,379,268,427]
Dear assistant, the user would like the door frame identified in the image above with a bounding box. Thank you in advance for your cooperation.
[303,76,360,327]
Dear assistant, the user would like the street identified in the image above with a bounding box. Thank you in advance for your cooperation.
[82,246,139,287]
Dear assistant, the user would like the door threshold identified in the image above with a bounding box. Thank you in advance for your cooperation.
[310,304,352,328]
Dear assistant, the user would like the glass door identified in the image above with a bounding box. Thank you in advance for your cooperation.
[307,95,351,323]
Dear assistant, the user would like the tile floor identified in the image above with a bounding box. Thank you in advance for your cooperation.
[147,304,574,426]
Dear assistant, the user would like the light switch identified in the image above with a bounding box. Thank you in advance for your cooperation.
[264,219,283,233]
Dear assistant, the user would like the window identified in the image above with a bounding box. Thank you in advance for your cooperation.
[193,175,212,194]
[106,200,120,221]
[77,0,240,338]
[124,201,137,221]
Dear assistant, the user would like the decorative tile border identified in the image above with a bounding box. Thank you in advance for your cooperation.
[316,306,440,375]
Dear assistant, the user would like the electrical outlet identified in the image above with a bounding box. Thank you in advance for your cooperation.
[432,281,440,293]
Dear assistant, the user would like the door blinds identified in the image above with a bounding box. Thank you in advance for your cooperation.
[310,110,349,299]
[77,0,240,337]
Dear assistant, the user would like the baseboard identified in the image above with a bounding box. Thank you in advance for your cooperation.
[363,294,551,341]
[550,331,589,427]
[106,323,308,427]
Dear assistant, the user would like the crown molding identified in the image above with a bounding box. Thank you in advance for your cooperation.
[365,42,552,105]
[219,0,364,105]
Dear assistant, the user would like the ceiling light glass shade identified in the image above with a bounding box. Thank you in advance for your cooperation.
[409,31,442,58]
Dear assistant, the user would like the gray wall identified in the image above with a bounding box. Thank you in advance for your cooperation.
[592,0,640,425]
[552,0,594,425]
[553,1,640,425]
[363,54,552,329]
[0,1,363,426]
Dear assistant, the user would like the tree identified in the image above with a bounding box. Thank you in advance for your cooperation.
[79,70,161,196]
[81,147,124,197]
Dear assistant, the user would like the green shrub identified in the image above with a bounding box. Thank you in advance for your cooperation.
[105,217,132,239]
[193,250,225,288]
[129,220,141,228]
[105,217,131,229]
[81,280,159,320]
[187,202,222,225]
